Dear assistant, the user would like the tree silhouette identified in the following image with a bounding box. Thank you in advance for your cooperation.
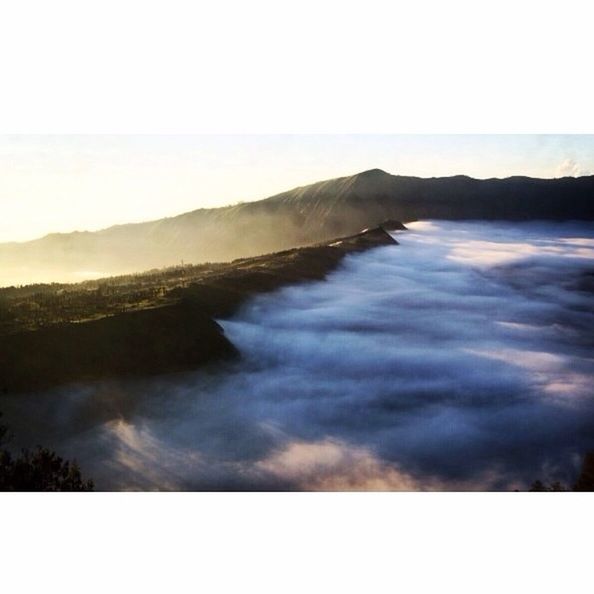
[529,479,568,492]
[0,412,93,491]
[528,453,594,492]
[573,452,594,492]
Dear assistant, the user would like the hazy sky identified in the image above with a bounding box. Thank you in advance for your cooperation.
[1,134,593,243]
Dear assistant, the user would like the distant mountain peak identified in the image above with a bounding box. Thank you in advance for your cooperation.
[356,168,390,178]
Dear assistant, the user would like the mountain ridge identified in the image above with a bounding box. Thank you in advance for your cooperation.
[6,169,594,245]
[0,225,398,392]
[1,169,593,285]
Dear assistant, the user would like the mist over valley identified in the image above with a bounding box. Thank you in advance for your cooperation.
[2,220,593,490]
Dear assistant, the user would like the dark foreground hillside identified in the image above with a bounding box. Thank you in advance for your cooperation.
[1,169,592,284]
[0,226,398,393]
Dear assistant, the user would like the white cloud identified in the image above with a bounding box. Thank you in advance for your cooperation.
[556,158,590,177]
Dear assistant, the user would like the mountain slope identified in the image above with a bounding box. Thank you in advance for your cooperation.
[0,226,398,393]
[1,169,593,285]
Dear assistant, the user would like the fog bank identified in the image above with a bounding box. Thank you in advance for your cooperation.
[4,220,594,490]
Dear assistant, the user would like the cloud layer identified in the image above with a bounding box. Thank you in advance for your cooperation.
[4,220,594,490]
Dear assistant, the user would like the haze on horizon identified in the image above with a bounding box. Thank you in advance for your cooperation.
[1,134,593,243]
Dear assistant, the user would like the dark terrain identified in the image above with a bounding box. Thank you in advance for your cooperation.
[1,169,592,282]
[0,226,398,393]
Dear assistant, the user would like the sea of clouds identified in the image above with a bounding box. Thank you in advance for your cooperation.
[4,220,594,490]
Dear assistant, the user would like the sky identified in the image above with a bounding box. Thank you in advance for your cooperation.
[1,134,593,243]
